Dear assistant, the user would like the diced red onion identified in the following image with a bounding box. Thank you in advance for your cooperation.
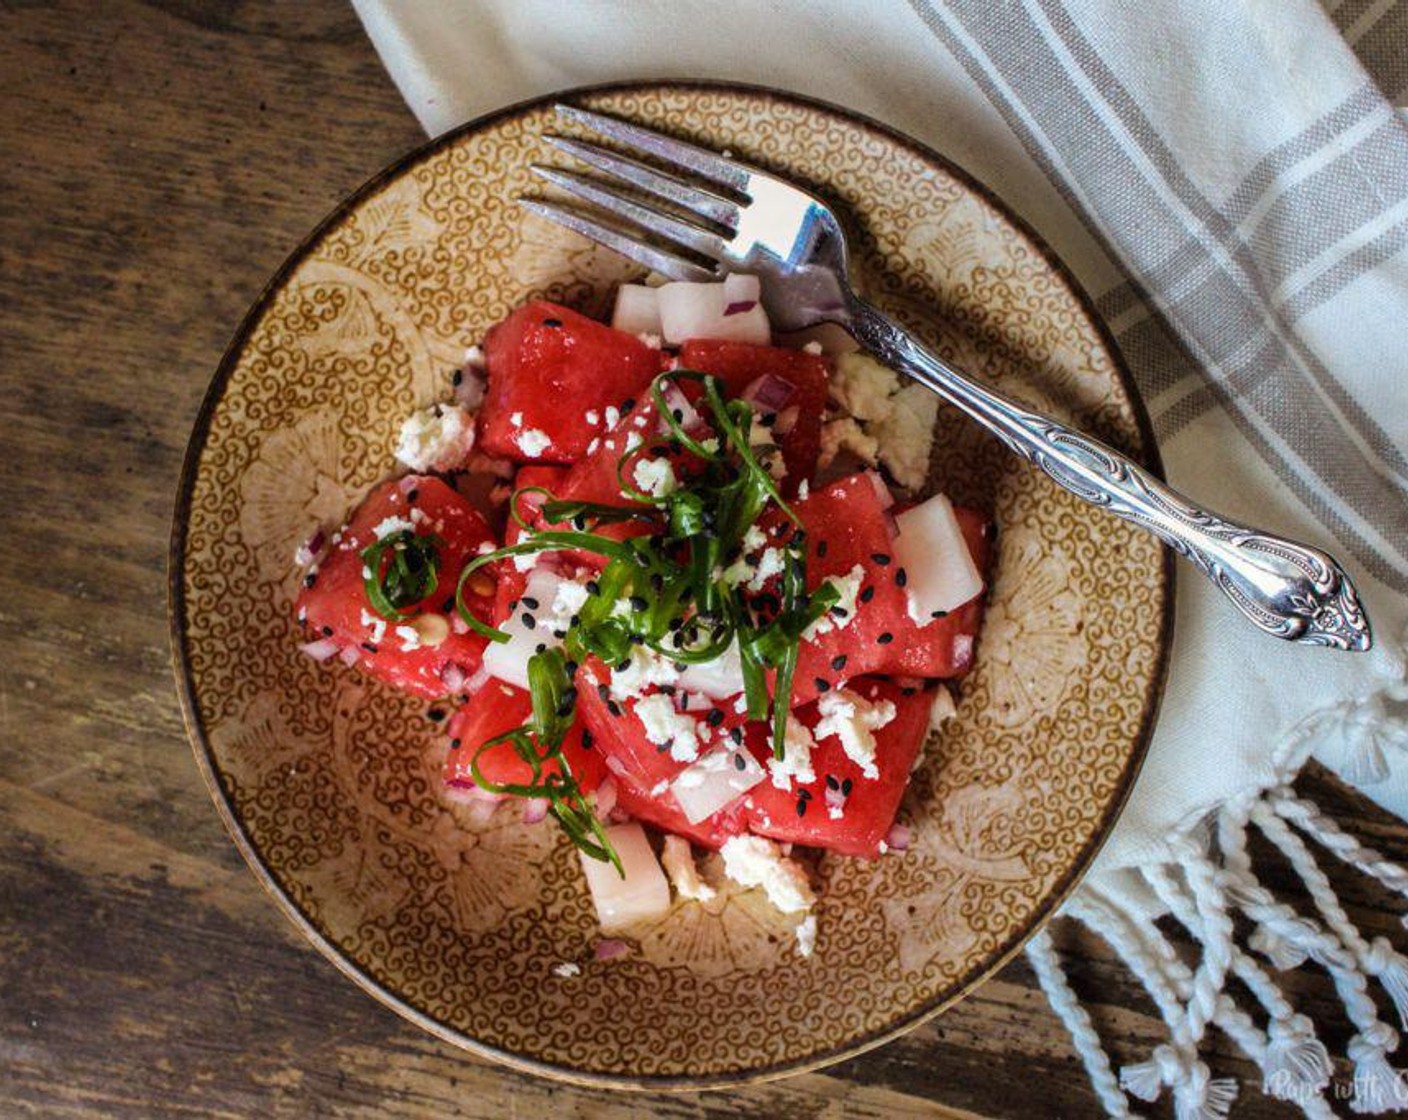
[337,646,361,667]
[464,665,493,695]
[440,662,468,693]
[397,476,419,495]
[952,634,974,667]
[824,784,847,811]
[595,777,618,818]
[455,368,486,411]
[604,754,631,779]
[294,527,327,568]
[886,823,913,851]
[450,614,470,635]
[659,382,702,430]
[866,470,896,510]
[594,938,631,961]
[299,638,341,662]
[723,299,758,316]
[742,373,796,411]
[607,806,632,824]
[442,780,503,804]
[523,798,550,824]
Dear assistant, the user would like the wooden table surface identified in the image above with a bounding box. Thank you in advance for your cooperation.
[5,4,1406,1116]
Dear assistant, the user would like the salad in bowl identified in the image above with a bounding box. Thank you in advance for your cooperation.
[293,276,991,955]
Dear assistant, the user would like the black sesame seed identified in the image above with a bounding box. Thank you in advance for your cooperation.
[572,515,588,531]
[521,596,540,610]
[667,617,684,632]
[407,488,419,502]
[361,642,377,652]
[452,369,463,386]
[581,730,594,749]
[569,614,581,627]
[597,684,610,701]
[621,397,636,413]
[630,595,649,612]
[831,654,848,672]
[656,741,671,753]
[859,586,875,603]
[521,612,537,629]
[830,605,849,618]
[930,608,949,619]
[303,573,317,588]
[556,688,577,717]
[607,700,622,717]
[672,408,684,423]
[650,573,664,593]
[706,708,725,727]
[871,552,891,566]
[586,579,601,595]
[841,778,853,795]
[799,788,813,800]
[427,708,446,722]
[734,753,747,771]
[796,799,808,818]
[442,597,455,613]
[814,678,831,693]
[877,631,894,644]
[901,687,917,696]
[658,684,676,696]
[508,598,519,611]
[895,568,908,588]
[552,629,567,639]
[729,726,744,745]
[320,625,333,636]
[825,774,840,791]
[543,317,563,328]
[616,658,632,672]
[817,540,828,558]
[565,660,579,675]
[761,412,777,427]
[535,642,547,654]
[451,737,462,749]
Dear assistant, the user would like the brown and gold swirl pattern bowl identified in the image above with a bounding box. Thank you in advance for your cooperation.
[170,82,1172,1087]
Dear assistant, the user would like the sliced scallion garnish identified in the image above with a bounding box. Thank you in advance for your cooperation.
[361,530,443,620]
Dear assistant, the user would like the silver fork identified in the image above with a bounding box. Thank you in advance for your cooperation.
[522,103,1372,652]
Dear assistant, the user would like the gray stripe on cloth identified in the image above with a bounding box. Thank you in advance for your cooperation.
[907,0,1408,588]
[1349,2,1408,103]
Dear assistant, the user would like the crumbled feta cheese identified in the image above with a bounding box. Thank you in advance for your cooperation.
[723,545,785,591]
[463,345,486,368]
[587,438,601,454]
[802,340,824,356]
[512,552,537,572]
[359,608,387,647]
[797,479,810,500]
[720,835,815,914]
[638,332,663,349]
[604,405,621,429]
[510,411,523,426]
[395,403,477,472]
[795,914,818,957]
[585,409,600,425]
[734,693,749,714]
[550,579,591,627]
[372,515,415,540]
[814,688,897,779]
[394,623,422,652]
[551,962,581,978]
[872,383,938,490]
[677,639,746,699]
[768,717,817,790]
[515,428,552,457]
[609,645,681,701]
[632,457,678,498]
[831,352,901,421]
[818,416,880,469]
[802,564,865,640]
[623,431,643,454]
[634,693,700,762]
[660,835,716,902]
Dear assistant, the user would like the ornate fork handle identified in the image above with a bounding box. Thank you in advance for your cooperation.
[850,303,1372,652]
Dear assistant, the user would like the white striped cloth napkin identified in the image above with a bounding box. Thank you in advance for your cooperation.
[352,1,1408,1114]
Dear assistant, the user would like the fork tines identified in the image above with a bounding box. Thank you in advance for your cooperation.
[518,104,749,282]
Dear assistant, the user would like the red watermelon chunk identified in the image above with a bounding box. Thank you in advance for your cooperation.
[676,339,829,491]
[867,505,991,678]
[443,679,605,794]
[295,476,497,699]
[490,465,568,626]
[743,677,932,857]
[478,301,664,463]
[574,659,747,848]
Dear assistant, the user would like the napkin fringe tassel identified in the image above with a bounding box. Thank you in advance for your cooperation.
[1031,790,1408,1117]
